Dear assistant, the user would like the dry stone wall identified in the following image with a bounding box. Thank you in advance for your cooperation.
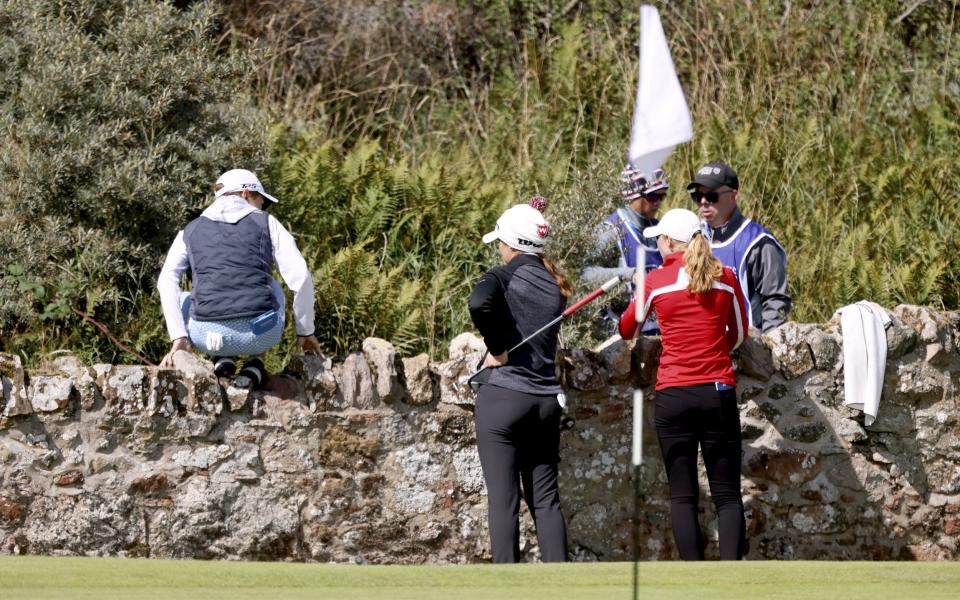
[1,304,958,562]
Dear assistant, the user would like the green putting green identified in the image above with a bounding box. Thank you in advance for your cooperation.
[1,557,959,600]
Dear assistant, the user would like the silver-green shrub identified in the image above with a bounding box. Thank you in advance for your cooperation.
[0,0,265,361]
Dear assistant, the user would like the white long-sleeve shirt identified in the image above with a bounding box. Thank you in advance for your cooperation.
[157,196,316,340]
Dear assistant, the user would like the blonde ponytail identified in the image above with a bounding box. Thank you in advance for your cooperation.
[542,256,573,300]
[684,233,724,294]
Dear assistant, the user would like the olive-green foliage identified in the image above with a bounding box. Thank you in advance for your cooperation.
[246,0,960,351]
[267,128,508,358]
[0,0,265,363]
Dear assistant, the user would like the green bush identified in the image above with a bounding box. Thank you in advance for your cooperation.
[0,0,265,363]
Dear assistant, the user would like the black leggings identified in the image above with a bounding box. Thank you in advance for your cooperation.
[655,384,746,560]
[474,385,568,563]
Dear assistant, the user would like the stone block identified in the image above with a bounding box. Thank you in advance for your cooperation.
[744,448,819,485]
[149,368,184,417]
[557,348,608,391]
[452,447,484,494]
[435,356,479,409]
[28,375,76,413]
[892,361,943,405]
[53,470,84,487]
[402,353,439,406]
[738,333,775,381]
[362,338,404,404]
[336,352,379,410]
[893,305,959,366]
[171,351,223,414]
[0,496,24,524]
[224,383,251,412]
[172,444,233,469]
[884,315,918,359]
[285,353,340,411]
[448,332,485,361]
[259,395,314,432]
[834,417,868,443]
[783,421,828,444]
[100,365,149,414]
[807,327,841,371]
[763,323,815,379]
[803,372,840,407]
[1,353,31,417]
[52,356,102,410]
[595,337,632,383]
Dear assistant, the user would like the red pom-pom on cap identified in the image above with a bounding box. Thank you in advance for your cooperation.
[528,195,549,213]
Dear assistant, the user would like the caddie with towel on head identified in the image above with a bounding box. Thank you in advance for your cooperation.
[468,198,572,563]
[157,168,322,388]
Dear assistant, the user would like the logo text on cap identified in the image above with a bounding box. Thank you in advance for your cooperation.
[517,239,544,248]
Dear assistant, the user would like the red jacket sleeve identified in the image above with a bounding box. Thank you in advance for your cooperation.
[619,299,638,339]
[724,267,748,351]
[618,272,653,339]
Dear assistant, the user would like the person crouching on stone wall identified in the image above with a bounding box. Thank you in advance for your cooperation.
[619,208,749,560]
[157,168,322,388]
[468,198,572,563]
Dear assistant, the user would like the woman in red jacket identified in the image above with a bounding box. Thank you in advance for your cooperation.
[619,208,748,560]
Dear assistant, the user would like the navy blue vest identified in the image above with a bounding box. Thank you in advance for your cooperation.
[606,208,663,273]
[711,218,785,328]
[183,211,278,321]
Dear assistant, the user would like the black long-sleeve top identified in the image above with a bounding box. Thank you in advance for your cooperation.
[468,253,566,394]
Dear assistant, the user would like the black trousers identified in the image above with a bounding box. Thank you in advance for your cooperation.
[655,384,746,560]
[474,385,568,563]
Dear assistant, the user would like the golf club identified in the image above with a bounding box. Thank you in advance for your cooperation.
[465,274,626,390]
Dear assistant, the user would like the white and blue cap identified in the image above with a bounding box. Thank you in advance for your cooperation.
[481,204,549,254]
[642,208,701,243]
[215,169,280,204]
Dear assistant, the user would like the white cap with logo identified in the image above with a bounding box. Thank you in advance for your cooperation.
[215,169,280,204]
[642,208,702,243]
[481,204,549,254]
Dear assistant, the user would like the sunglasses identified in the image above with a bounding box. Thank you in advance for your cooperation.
[644,193,666,202]
[690,189,730,204]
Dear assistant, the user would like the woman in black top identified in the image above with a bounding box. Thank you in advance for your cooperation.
[468,198,573,563]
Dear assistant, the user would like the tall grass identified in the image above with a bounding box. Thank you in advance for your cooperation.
[250,0,958,354]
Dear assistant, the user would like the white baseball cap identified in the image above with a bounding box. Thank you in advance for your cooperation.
[481,204,549,254]
[642,208,701,243]
[215,169,280,204]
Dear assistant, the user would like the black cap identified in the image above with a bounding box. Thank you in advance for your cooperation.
[686,161,739,190]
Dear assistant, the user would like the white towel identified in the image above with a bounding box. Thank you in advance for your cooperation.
[835,301,891,426]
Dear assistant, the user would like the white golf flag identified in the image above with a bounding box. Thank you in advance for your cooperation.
[627,5,693,175]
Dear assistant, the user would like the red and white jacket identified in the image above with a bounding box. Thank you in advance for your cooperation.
[619,252,748,390]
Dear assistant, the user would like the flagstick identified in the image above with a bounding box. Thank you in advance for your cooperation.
[632,244,645,600]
